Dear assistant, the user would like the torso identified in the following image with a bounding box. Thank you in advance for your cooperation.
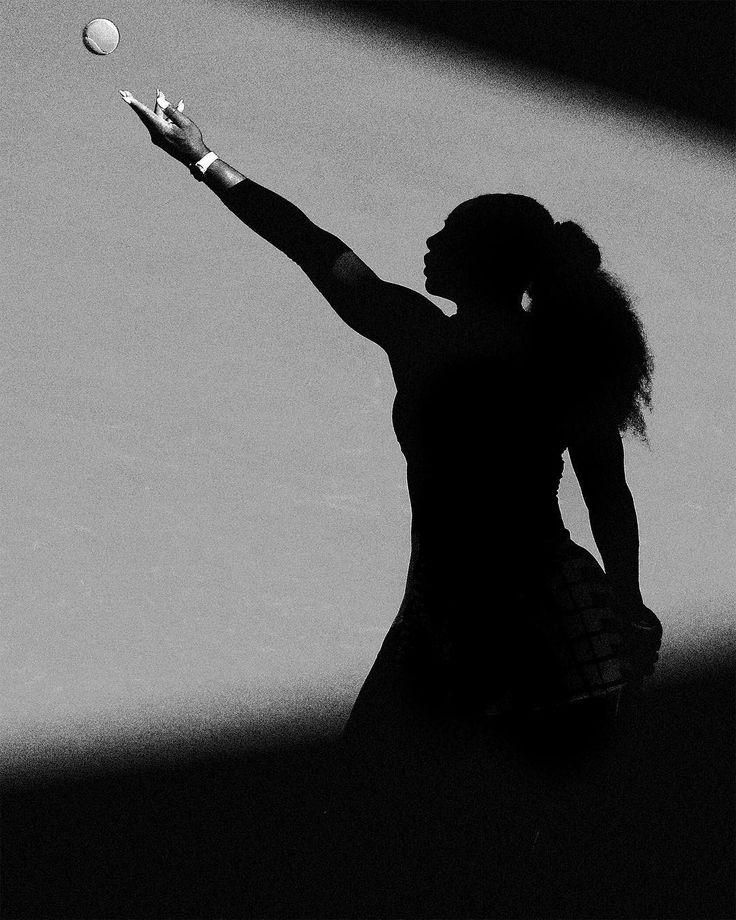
[369,298,620,713]
[385,309,568,559]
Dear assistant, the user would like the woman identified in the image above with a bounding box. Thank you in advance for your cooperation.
[121,90,663,909]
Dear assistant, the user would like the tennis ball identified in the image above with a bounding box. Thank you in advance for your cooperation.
[82,18,120,55]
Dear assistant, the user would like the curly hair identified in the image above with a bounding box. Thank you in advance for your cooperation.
[527,219,654,442]
[448,194,653,441]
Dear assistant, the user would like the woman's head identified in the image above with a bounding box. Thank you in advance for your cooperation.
[424,194,556,302]
[425,193,653,440]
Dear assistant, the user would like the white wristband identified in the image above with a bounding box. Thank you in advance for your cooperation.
[191,151,219,176]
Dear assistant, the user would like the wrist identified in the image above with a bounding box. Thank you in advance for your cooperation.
[607,579,644,622]
[188,144,211,165]
[188,150,218,182]
[606,571,642,599]
[613,585,644,605]
[201,157,247,193]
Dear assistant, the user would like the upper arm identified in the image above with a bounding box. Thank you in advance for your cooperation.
[568,417,629,503]
[281,219,438,349]
[307,249,438,349]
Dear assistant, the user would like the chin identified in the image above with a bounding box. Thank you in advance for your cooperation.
[424,275,442,296]
[425,278,453,301]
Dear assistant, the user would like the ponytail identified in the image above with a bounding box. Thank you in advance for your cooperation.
[528,221,654,442]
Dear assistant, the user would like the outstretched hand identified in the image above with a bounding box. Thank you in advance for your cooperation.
[120,89,210,166]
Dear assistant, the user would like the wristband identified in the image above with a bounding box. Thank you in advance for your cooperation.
[190,151,218,180]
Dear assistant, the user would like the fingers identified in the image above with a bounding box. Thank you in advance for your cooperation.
[121,89,184,127]
[620,633,661,680]
[120,90,168,132]
[153,90,183,117]
[159,101,189,128]
[154,88,168,119]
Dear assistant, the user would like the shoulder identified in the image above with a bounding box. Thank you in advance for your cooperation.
[333,253,442,313]
[330,252,446,344]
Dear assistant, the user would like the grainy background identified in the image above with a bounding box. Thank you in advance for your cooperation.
[1,3,733,914]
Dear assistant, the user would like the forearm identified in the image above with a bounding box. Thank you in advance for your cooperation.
[200,155,341,265]
[587,485,644,620]
[201,154,247,194]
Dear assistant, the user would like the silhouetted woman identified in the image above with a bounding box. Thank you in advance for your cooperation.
[122,91,663,914]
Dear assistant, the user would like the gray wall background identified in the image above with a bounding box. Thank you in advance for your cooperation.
[2,0,733,767]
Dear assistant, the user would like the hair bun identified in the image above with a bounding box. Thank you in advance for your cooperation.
[553,221,602,271]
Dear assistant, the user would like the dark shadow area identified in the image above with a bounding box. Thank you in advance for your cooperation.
[3,661,733,919]
[294,0,735,136]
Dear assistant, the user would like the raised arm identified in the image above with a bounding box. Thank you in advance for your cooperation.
[119,89,437,349]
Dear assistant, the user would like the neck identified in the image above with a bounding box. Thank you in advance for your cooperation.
[453,293,525,322]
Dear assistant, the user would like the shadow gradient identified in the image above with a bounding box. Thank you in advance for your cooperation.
[3,659,733,919]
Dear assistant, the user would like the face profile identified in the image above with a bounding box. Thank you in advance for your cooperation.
[423,227,463,300]
[424,202,497,302]
[422,195,556,307]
